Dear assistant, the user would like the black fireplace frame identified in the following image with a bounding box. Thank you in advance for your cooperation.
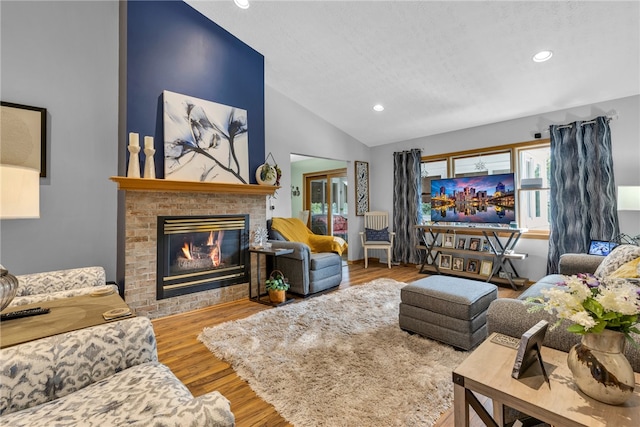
[156,214,250,300]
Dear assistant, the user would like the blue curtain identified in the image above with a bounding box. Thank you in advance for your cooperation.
[547,116,619,273]
[392,149,422,265]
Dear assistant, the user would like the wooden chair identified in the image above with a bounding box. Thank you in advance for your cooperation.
[359,211,395,268]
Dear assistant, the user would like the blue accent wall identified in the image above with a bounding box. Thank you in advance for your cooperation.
[127,0,264,181]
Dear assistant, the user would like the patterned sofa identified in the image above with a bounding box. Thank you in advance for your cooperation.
[9,266,118,307]
[487,245,640,372]
[0,316,235,426]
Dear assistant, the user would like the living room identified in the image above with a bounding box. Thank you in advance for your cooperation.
[1,1,639,425]
[1,0,638,283]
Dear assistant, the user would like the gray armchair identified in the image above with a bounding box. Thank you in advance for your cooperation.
[267,219,342,296]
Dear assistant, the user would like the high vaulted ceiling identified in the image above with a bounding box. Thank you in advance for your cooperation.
[188,0,640,147]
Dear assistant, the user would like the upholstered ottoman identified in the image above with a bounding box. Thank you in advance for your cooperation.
[399,275,497,350]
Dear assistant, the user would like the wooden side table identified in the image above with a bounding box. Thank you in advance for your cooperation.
[452,332,640,427]
[0,292,133,349]
[249,247,294,306]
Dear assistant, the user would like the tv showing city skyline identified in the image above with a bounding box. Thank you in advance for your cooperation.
[430,173,516,224]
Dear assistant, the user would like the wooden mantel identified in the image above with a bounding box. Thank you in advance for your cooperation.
[110,176,279,195]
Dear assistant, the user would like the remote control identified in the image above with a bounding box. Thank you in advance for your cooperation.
[1,307,51,321]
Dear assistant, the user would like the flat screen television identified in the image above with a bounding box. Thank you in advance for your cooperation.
[430,173,516,224]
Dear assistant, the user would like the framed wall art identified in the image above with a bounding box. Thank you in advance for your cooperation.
[355,160,369,216]
[1,101,47,177]
[163,90,249,184]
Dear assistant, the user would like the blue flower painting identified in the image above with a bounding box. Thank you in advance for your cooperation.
[163,90,249,183]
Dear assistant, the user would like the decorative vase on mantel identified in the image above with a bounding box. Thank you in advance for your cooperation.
[567,329,635,405]
[255,163,277,186]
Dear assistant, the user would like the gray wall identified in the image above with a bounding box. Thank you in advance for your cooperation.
[369,95,640,280]
[0,1,119,276]
[265,86,370,259]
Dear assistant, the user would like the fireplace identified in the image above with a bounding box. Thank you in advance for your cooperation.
[157,214,250,300]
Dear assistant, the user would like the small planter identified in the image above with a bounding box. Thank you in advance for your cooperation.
[265,269,289,304]
[268,289,286,303]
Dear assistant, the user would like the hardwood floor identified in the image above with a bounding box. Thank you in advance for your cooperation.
[152,262,524,427]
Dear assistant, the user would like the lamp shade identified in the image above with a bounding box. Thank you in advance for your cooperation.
[0,164,40,219]
[617,186,640,211]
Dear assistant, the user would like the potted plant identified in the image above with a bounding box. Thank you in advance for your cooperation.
[265,270,289,303]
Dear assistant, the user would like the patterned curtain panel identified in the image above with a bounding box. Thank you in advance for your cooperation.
[392,149,422,264]
[547,116,619,273]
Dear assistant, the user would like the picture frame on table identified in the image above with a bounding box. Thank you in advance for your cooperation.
[456,237,466,250]
[439,254,452,269]
[466,258,480,273]
[480,260,493,276]
[511,320,550,387]
[443,233,455,248]
[469,237,481,251]
[1,101,47,177]
[452,257,465,271]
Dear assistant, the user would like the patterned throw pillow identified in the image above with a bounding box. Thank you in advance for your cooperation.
[365,227,389,242]
[594,245,640,278]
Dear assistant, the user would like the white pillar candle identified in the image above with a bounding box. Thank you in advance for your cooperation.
[129,132,139,147]
[144,136,154,149]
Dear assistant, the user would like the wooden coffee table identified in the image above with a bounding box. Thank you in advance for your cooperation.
[453,332,640,427]
[0,292,133,349]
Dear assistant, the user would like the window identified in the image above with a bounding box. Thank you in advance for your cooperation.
[517,145,550,232]
[421,140,550,236]
[420,160,447,223]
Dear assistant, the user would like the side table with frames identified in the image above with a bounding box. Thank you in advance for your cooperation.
[452,332,640,427]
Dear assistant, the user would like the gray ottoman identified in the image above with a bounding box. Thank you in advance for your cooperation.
[399,275,497,350]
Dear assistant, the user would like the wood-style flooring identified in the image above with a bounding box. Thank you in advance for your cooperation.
[152,262,524,427]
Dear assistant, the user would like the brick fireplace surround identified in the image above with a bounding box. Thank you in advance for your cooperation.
[115,178,273,319]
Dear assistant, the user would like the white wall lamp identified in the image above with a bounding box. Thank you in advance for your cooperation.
[618,186,640,211]
[0,164,40,219]
[616,185,640,245]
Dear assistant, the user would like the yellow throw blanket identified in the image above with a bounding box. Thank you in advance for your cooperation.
[271,217,348,255]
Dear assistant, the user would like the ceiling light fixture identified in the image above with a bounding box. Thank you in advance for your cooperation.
[373,104,384,112]
[234,0,250,10]
[532,50,553,63]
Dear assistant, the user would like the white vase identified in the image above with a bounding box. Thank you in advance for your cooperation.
[255,164,276,185]
[567,329,635,405]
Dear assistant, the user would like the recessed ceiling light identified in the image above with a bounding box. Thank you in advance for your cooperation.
[532,50,553,63]
[234,0,250,10]
[373,104,384,112]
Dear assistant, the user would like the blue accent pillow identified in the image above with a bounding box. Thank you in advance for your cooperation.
[365,227,389,241]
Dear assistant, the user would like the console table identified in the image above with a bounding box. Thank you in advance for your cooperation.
[0,292,132,348]
[453,332,640,427]
[416,224,528,289]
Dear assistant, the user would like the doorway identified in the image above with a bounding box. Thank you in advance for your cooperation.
[305,169,348,242]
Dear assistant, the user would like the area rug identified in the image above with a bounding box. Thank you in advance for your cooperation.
[198,278,468,427]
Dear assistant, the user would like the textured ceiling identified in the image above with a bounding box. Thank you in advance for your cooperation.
[188,0,640,147]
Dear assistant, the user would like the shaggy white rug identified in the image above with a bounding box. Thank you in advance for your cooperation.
[198,278,468,427]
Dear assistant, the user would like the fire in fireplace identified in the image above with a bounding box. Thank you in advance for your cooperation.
[157,215,249,299]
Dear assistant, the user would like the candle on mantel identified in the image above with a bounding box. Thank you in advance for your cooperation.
[129,132,139,147]
[144,136,154,149]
